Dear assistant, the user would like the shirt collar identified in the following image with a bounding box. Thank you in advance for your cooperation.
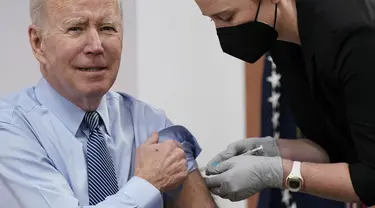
[96,95,111,136]
[34,78,111,136]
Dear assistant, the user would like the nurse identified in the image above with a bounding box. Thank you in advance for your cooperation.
[194,0,375,206]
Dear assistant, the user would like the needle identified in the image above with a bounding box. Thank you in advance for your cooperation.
[199,145,264,173]
[243,145,264,155]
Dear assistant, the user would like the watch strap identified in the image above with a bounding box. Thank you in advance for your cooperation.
[286,161,304,192]
[289,161,302,178]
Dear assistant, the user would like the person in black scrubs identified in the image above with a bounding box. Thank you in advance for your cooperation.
[194,0,375,206]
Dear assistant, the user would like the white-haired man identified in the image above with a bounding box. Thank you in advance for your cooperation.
[0,0,217,207]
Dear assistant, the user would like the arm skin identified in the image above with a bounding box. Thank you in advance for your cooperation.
[276,138,330,163]
[166,170,217,208]
[282,159,361,203]
[277,139,361,203]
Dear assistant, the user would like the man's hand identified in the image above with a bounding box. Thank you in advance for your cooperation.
[204,155,283,202]
[205,137,280,173]
[134,132,188,192]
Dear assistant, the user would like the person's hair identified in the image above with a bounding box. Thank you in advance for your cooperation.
[29,0,124,27]
[29,0,45,26]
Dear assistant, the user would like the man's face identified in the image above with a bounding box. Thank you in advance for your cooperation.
[33,0,122,103]
[195,0,275,28]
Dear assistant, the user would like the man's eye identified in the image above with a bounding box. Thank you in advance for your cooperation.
[101,26,116,32]
[68,27,82,32]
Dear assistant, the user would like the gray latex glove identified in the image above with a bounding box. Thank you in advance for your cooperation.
[204,155,283,201]
[206,137,279,173]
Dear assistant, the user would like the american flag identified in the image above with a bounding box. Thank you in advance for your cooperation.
[256,54,367,208]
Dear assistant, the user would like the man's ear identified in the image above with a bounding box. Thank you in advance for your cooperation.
[28,25,47,65]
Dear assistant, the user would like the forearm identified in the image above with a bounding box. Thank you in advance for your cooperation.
[282,159,361,203]
[0,173,162,208]
[277,138,330,163]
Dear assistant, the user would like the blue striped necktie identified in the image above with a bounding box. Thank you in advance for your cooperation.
[84,111,119,205]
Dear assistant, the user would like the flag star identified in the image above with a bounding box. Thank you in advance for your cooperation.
[268,91,280,109]
[267,56,277,70]
[289,202,297,208]
[272,112,280,129]
[267,70,281,89]
[281,190,291,205]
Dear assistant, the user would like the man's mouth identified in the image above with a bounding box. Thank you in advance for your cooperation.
[78,67,107,72]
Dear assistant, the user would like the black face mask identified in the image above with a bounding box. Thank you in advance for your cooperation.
[216,1,278,63]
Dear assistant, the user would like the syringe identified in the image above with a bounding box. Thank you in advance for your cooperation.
[199,145,264,173]
[243,145,264,155]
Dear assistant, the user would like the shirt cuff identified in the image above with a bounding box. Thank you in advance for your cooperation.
[121,176,162,208]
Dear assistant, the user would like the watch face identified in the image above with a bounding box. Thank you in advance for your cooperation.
[287,178,302,192]
[289,180,301,189]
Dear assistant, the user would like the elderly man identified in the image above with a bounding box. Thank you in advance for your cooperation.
[0,0,216,207]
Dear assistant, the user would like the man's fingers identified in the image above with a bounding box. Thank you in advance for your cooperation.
[174,140,183,149]
[145,132,159,145]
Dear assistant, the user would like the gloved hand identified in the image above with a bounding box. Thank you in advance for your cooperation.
[206,137,279,173]
[204,155,283,201]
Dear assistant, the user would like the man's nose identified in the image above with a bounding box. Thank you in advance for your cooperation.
[84,28,104,55]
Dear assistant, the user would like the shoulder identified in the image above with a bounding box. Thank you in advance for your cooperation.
[297,0,375,31]
[0,87,43,142]
[106,91,173,132]
[338,29,375,79]
[342,29,375,52]
[0,87,40,124]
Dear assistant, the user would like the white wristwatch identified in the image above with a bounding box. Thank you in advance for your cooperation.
[285,161,304,192]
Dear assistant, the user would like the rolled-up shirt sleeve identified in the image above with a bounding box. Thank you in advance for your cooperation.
[340,31,375,206]
[0,122,162,208]
[157,125,202,200]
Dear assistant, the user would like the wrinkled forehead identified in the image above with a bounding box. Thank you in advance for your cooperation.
[195,0,232,16]
[46,0,121,23]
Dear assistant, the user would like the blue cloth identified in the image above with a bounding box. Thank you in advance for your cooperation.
[0,78,201,208]
[157,125,202,200]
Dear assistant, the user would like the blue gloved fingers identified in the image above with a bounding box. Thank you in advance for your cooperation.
[204,175,223,189]
[205,149,229,172]
[210,187,221,195]
[226,139,255,154]
[210,187,229,198]
[211,186,253,202]
[206,155,234,175]
[206,139,258,173]
[204,167,232,188]
[209,181,247,201]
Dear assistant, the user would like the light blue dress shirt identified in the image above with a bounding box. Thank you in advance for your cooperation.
[0,78,201,208]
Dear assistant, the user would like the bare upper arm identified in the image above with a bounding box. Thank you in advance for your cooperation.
[165,169,217,208]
